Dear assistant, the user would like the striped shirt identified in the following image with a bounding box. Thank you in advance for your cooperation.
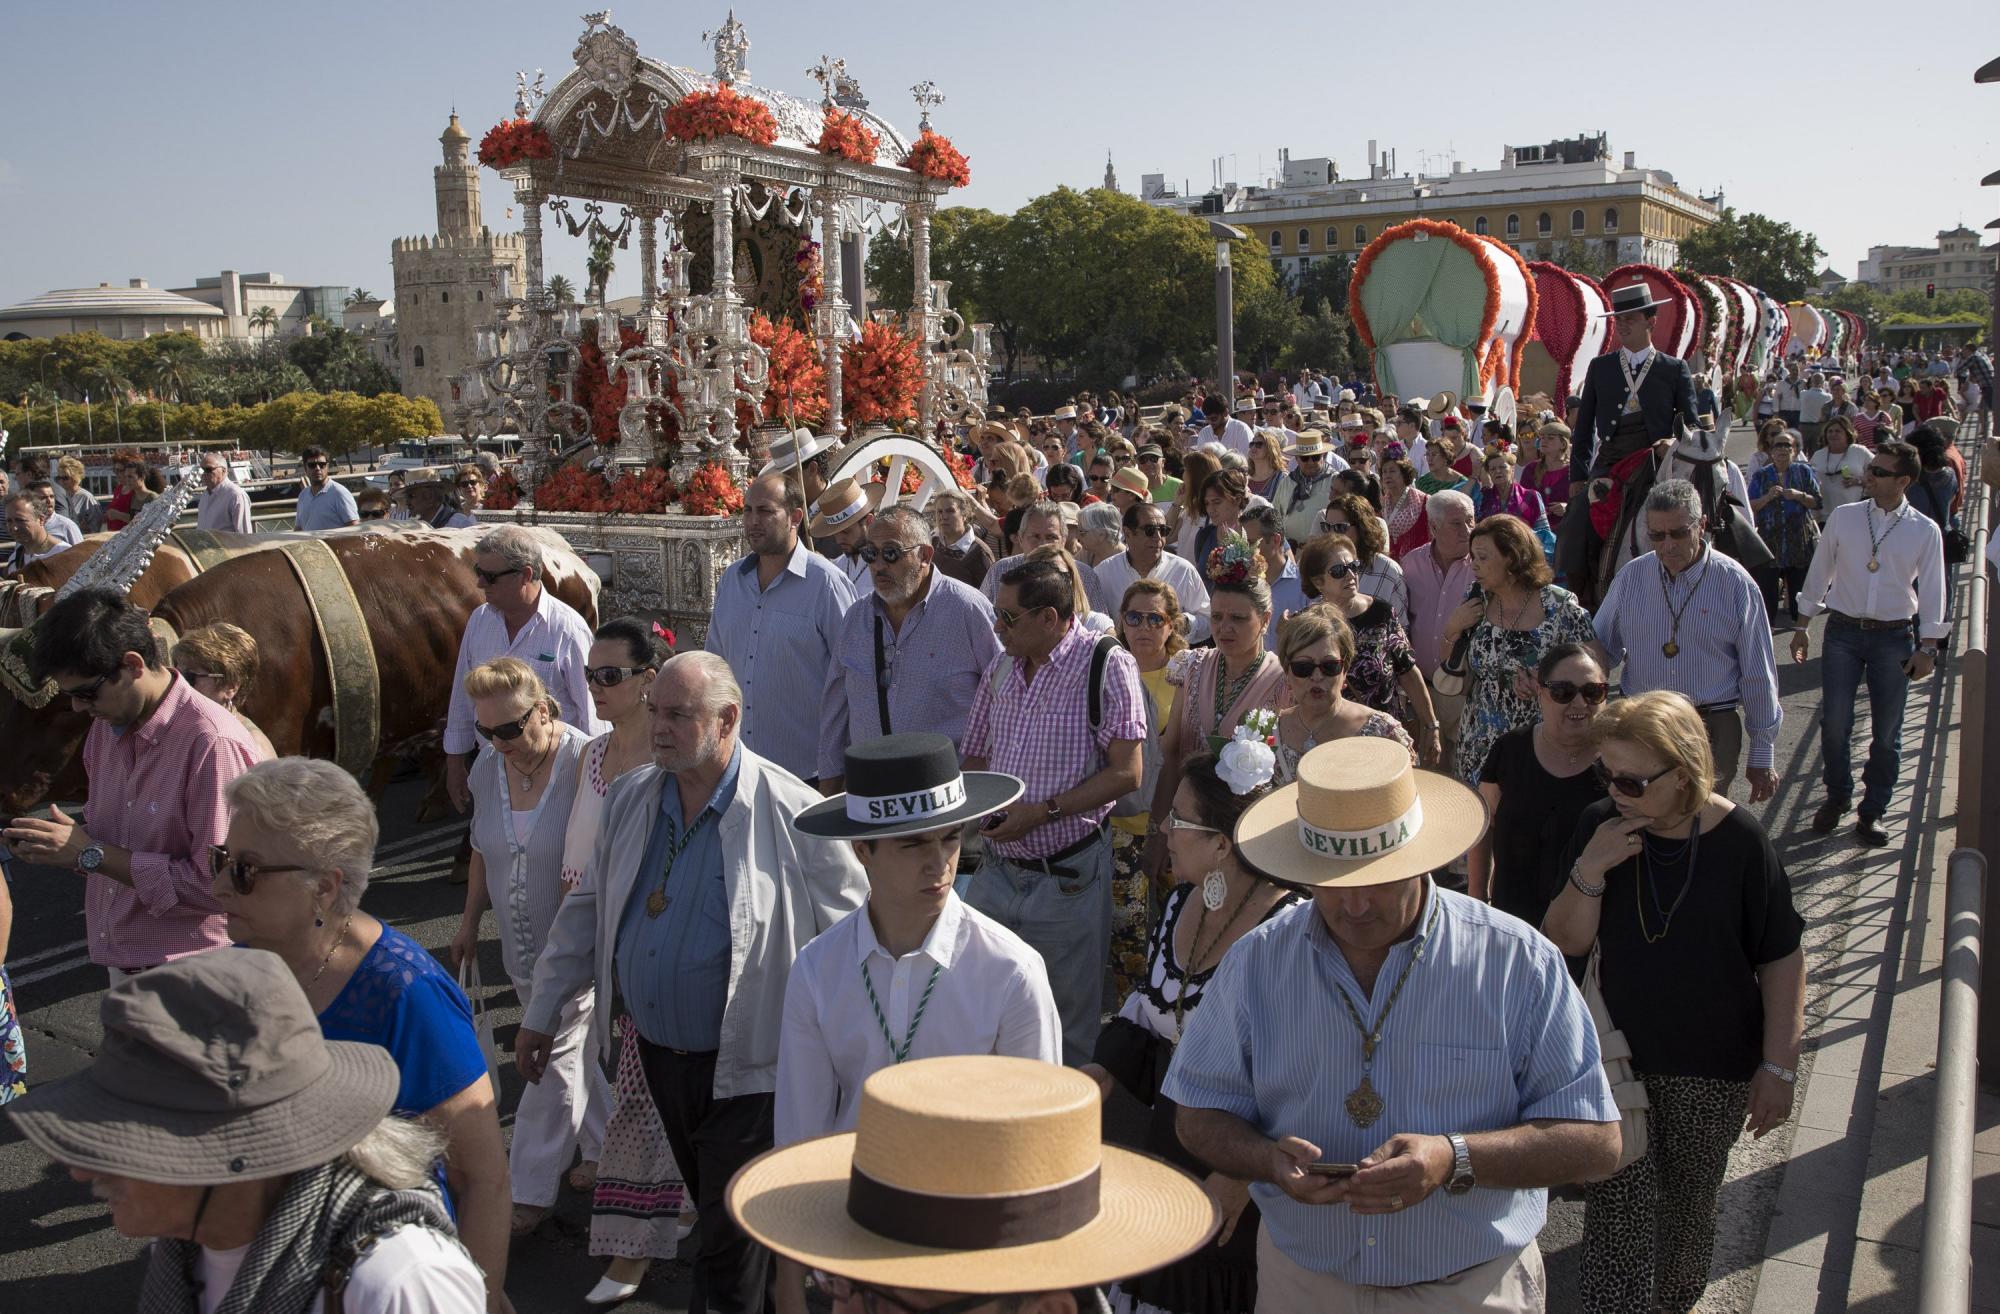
[818,567,1002,780]
[1165,886,1616,1283]
[80,673,263,969]
[706,541,856,780]
[1594,547,1784,769]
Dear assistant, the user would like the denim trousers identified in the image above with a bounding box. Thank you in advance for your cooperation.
[960,830,1113,1066]
[1818,618,1914,819]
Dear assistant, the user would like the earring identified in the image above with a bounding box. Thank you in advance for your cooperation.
[1201,869,1229,912]
[314,915,324,929]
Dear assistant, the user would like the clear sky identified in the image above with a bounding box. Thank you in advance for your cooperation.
[2,0,1995,310]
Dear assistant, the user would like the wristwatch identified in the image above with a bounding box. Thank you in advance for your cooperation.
[1444,1133,1476,1195]
[77,844,105,874]
[1759,1060,1797,1085]
[1044,799,1063,823]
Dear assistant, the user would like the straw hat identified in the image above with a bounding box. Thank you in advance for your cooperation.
[1430,390,1460,418]
[1234,738,1488,888]
[725,1056,1219,1292]
[807,478,884,538]
[1048,404,1078,422]
[795,733,1021,841]
[758,428,841,478]
[1109,466,1153,499]
[1285,430,1333,457]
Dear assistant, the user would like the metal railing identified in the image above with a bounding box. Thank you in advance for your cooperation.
[1919,848,1986,1313]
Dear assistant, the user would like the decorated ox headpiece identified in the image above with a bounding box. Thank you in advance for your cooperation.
[0,464,199,707]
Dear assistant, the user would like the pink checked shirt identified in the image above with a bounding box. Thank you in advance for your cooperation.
[80,673,262,969]
[963,622,1147,861]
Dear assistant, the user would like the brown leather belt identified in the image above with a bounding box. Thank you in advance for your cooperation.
[1827,610,1911,632]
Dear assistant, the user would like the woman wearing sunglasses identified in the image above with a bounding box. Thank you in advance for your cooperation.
[1104,580,1186,1001]
[448,656,610,1239]
[1544,690,1805,1314]
[1466,643,1609,926]
[171,622,277,762]
[1085,751,1300,1314]
[1271,604,1414,784]
[1298,532,1441,767]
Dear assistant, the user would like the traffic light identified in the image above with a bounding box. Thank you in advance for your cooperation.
[1927,282,1936,299]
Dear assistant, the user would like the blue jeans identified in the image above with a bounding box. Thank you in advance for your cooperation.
[959,831,1112,1066]
[1819,618,1914,819]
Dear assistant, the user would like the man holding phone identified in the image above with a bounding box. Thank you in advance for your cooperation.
[1790,440,1948,848]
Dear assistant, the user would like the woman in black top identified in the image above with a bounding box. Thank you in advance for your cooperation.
[1468,643,1609,928]
[1544,691,1806,1314]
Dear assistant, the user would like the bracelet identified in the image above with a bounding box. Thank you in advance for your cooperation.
[1759,1060,1797,1085]
[1567,863,1607,898]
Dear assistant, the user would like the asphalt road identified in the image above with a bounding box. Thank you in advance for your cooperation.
[0,415,1974,1312]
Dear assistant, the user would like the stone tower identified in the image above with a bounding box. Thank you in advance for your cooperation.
[391,111,526,426]
[1103,151,1118,194]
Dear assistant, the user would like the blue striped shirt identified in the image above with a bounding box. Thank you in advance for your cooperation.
[705,542,856,780]
[1593,547,1783,769]
[1164,885,1616,1284]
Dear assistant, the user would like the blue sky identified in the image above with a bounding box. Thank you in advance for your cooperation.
[2,1,1995,310]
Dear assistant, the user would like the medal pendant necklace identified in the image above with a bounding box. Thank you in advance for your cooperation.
[1657,550,1711,659]
[1864,502,1904,574]
[1331,897,1440,1129]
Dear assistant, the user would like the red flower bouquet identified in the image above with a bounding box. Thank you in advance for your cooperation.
[815,107,879,164]
[842,321,924,424]
[483,470,522,510]
[899,129,970,187]
[663,87,778,146]
[527,464,610,512]
[528,463,677,515]
[750,312,829,428]
[941,444,976,490]
[679,462,745,517]
[478,119,555,170]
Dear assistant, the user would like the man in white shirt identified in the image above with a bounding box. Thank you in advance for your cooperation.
[3,492,75,572]
[194,452,253,534]
[1196,394,1253,458]
[25,480,83,546]
[1790,440,1947,848]
[1796,372,1833,454]
[1095,500,1211,643]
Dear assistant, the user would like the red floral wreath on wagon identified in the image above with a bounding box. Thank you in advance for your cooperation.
[899,129,970,187]
[663,86,778,146]
[680,462,746,517]
[736,312,829,432]
[478,119,555,170]
[842,321,924,424]
[527,464,677,515]
[815,107,879,165]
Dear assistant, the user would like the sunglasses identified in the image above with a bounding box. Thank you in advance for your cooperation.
[1594,760,1677,798]
[60,671,116,704]
[208,844,311,896]
[1123,609,1169,630]
[177,668,228,684]
[1644,525,1697,544]
[1088,475,1111,486]
[1139,454,1161,464]
[456,479,482,489]
[859,542,920,564]
[1134,523,1170,538]
[474,708,535,741]
[993,604,1050,629]
[1319,520,1353,536]
[1865,465,1904,479]
[1288,657,1347,678]
[586,665,648,688]
[359,508,389,520]
[303,460,328,469]
[1319,560,1361,581]
[1542,679,1609,705]
[473,566,521,586]
[1165,809,1219,833]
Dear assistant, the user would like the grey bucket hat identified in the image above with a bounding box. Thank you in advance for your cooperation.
[6,949,398,1184]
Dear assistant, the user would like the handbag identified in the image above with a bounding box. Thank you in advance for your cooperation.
[1580,943,1649,1178]
[455,954,504,1094]
[1430,624,1473,699]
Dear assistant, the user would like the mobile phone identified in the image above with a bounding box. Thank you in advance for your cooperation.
[1305,1162,1359,1177]
[981,812,1008,832]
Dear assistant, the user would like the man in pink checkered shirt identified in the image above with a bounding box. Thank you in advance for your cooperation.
[961,556,1147,1064]
[5,589,261,980]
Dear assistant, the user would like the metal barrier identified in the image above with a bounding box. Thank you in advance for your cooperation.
[1919,848,1987,1314]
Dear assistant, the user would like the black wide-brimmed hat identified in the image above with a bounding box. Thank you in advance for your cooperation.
[1601,282,1670,316]
[794,733,1023,840]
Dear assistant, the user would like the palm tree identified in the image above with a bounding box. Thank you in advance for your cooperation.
[544,274,576,307]
[249,306,279,340]
[345,288,377,307]
[585,236,615,305]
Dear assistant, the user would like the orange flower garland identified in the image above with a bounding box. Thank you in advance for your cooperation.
[841,321,924,424]
[752,312,829,427]
[477,119,555,170]
[528,464,677,515]
[815,107,879,164]
[679,462,745,517]
[663,87,778,146]
[941,445,975,490]
[899,129,970,187]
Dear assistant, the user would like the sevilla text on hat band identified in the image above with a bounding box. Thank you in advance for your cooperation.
[846,775,967,825]
[1299,797,1424,860]
[819,497,868,530]
[846,1162,1102,1250]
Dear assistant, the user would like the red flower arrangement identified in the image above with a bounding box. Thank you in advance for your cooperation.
[527,463,677,515]
[842,321,924,424]
[478,119,554,170]
[483,470,522,510]
[941,444,975,490]
[815,107,879,164]
[748,312,829,429]
[796,238,824,315]
[899,128,970,187]
[679,462,745,517]
[663,87,778,146]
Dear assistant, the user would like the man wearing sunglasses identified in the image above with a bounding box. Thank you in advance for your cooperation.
[443,525,604,812]
[3,588,262,984]
[705,474,856,784]
[1790,441,1948,847]
[193,453,252,534]
[1594,480,1783,802]
[291,445,359,531]
[1093,501,1211,644]
[1134,444,1180,504]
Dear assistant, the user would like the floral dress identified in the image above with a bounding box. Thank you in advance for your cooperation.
[0,966,25,1103]
[1274,711,1415,783]
[1748,461,1822,570]
[1343,598,1418,722]
[1455,586,1597,784]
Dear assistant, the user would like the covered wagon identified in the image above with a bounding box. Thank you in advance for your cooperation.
[1521,262,1611,415]
[1349,219,1537,406]
[1600,264,1704,359]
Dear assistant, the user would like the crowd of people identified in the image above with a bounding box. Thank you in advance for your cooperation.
[0,328,1989,1314]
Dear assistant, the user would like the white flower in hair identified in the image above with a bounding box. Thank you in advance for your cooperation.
[1216,726,1277,796]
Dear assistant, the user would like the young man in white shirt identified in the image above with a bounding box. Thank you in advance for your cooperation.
[773,732,1060,1313]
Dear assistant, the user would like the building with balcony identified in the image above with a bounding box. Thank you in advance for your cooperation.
[1854,227,1997,296]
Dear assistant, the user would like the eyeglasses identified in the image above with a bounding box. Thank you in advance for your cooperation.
[811,1271,994,1314]
[1288,656,1347,678]
[302,460,328,469]
[1298,453,1325,463]
[177,668,228,684]
[1319,520,1352,536]
[1133,523,1170,538]
[1088,475,1110,486]
[586,665,648,688]
[1865,465,1905,479]
[993,604,1050,629]
[474,708,535,741]
[1594,760,1678,798]
[1165,809,1219,833]
[473,566,521,586]
[1321,560,1363,582]
[1542,679,1609,705]
[1123,609,1169,630]
[1644,524,1697,544]
[455,479,482,489]
[1138,454,1161,464]
[208,844,311,896]
[60,671,116,704]
[359,508,388,520]
[858,542,920,564]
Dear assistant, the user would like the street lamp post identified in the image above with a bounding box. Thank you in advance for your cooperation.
[1209,220,1249,400]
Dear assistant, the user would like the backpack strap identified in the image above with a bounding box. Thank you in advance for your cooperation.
[1087,634,1119,734]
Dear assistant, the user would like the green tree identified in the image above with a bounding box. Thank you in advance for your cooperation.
[286,327,397,397]
[1550,238,1611,280]
[586,235,616,303]
[344,288,377,306]
[544,274,577,306]
[1678,206,1825,301]
[1281,301,1362,378]
[1290,255,1356,318]
[249,306,280,340]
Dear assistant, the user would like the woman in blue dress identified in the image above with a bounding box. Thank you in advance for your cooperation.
[215,756,511,1310]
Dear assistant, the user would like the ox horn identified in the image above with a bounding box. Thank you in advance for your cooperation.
[55,462,203,603]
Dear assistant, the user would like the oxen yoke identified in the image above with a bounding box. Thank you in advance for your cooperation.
[275,538,382,780]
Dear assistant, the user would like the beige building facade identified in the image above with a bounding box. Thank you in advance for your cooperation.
[1855,227,1997,296]
[0,281,228,340]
